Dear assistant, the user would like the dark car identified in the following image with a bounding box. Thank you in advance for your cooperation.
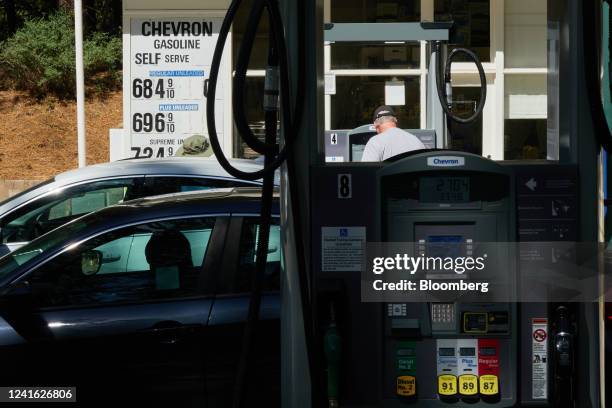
[0,188,280,407]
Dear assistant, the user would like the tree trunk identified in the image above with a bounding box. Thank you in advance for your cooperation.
[58,0,74,11]
[112,0,122,34]
[3,0,17,34]
[83,0,96,34]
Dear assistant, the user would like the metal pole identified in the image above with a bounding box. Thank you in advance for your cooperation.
[74,0,86,168]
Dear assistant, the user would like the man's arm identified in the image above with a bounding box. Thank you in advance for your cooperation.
[361,139,381,162]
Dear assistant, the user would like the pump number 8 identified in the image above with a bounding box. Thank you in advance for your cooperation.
[338,174,352,199]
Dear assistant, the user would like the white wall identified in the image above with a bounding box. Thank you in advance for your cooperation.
[505,75,547,119]
[504,0,547,68]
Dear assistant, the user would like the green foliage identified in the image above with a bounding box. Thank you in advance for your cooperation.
[0,11,121,99]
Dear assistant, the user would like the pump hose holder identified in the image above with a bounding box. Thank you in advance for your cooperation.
[434,42,487,125]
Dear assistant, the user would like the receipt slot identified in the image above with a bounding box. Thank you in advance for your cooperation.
[377,151,517,406]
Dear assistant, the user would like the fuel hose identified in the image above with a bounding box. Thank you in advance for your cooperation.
[205,0,321,406]
[434,41,487,124]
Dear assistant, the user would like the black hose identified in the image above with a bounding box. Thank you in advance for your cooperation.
[583,0,612,151]
[206,0,286,181]
[206,0,320,406]
[434,42,487,124]
[231,78,276,408]
[232,0,277,156]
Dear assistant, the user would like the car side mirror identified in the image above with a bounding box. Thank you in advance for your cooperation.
[81,250,102,276]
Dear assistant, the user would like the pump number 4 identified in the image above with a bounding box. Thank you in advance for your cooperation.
[338,174,352,199]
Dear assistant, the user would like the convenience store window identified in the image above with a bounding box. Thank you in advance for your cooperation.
[504,74,547,160]
[331,42,421,70]
[504,119,547,160]
[331,0,420,23]
[232,0,269,71]
[233,76,276,159]
[434,0,491,62]
[330,76,420,130]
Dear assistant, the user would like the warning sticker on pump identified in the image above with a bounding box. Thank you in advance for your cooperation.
[322,227,366,271]
[532,318,548,399]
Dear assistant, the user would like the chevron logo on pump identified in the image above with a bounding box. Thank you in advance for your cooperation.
[427,156,465,167]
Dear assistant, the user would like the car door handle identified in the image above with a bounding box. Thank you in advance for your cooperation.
[149,321,201,345]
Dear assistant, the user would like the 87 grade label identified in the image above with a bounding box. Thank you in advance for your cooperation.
[128,16,225,159]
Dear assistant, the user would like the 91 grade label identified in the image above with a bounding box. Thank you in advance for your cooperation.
[438,375,457,396]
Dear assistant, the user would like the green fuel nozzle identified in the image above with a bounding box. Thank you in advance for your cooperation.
[324,304,341,408]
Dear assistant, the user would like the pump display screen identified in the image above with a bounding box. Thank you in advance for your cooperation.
[427,235,464,258]
[438,348,455,356]
[479,347,497,356]
[459,348,476,356]
[419,177,470,203]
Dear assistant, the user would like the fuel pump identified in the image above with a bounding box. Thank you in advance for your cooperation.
[204,0,609,407]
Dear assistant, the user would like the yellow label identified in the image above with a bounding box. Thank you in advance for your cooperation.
[479,374,499,396]
[396,375,416,397]
[458,374,478,396]
[438,375,457,396]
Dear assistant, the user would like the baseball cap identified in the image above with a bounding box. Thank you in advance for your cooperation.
[373,105,396,122]
[175,134,214,157]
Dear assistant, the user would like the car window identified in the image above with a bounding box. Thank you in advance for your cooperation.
[0,178,144,244]
[150,176,256,195]
[0,178,54,208]
[27,217,216,308]
[234,217,281,293]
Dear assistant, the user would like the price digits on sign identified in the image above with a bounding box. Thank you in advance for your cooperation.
[132,113,175,133]
[132,78,175,99]
[131,146,175,159]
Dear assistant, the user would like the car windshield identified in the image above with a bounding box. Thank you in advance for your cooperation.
[0,214,98,283]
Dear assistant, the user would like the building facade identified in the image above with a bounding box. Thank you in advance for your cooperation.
[234,0,547,161]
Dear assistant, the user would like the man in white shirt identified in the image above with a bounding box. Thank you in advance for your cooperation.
[361,105,426,162]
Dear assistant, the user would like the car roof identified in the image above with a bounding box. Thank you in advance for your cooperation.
[55,156,265,183]
[0,157,277,216]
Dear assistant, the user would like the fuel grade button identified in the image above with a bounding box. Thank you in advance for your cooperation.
[437,374,457,396]
[396,375,416,397]
[479,374,499,396]
[458,374,478,396]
